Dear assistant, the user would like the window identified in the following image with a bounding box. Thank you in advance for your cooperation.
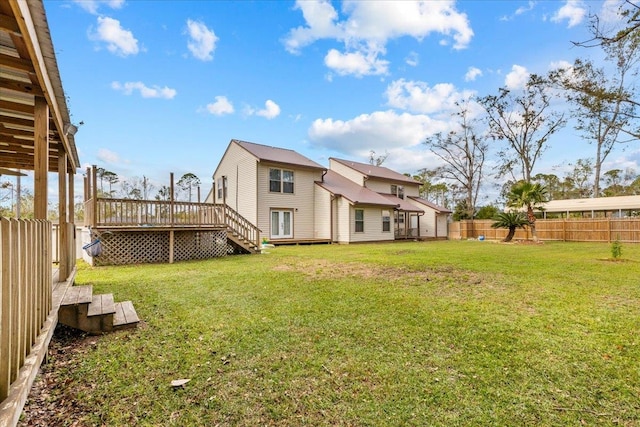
[269,169,281,192]
[217,177,227,201]
[270,168,294,193]
[355,209,364,233]
[390,184,404,199]
[382,210,391,232]
[283,170,294,193]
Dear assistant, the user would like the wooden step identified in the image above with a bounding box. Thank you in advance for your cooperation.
[61,285,93,306]
[87,293,116,317]
[113,301,140,330]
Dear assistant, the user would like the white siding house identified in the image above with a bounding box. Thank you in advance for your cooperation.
[209,140,451,244]
[209,140,327,243]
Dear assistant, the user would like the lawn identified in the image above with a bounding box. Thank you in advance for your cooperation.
[37,241,640,425]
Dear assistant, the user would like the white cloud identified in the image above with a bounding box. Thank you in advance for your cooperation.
[206,96,234,115]
[256,100,281,119]
[551,0,587,28]
[308,110,450,155]
[186,19,218,61]
[284,0,473,77]
[385,79,476,114]
[91,16,139,56]
[324,46,389,77]
[515,1,536,16]
[97,148,121,164]
[465,66,483,82]
[405,51,419,67]
[73,0,124,14]
[600,0,625,23]
[504,64,529,90]
[111,81,177,99]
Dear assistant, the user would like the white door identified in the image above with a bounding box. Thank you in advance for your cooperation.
[270,210,293,239]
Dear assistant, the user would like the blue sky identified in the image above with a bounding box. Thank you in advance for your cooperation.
[36,0,640,203]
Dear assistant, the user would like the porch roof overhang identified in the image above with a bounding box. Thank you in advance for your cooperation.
[379,194,424,213]
[407,196,452,214]
[316,170,397,207]
[0,0,79,173]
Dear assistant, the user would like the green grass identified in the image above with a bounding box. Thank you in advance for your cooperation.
[60,241,639,426]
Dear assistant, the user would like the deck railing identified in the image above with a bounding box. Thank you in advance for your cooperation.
[85,198,260,250]
[0,218,52,401]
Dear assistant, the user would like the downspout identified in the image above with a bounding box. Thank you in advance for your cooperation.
[321,169,328,182]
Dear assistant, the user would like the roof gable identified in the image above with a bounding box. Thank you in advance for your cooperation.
[330,158,419,185]
[235,139,325,170]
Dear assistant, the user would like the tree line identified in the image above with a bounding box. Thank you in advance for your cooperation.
[94,169,202,203]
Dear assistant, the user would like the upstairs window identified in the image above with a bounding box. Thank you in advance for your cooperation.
[283,170,294,193]
[390,184,404,199]
[217,177,227,201]
[270,168,294,194]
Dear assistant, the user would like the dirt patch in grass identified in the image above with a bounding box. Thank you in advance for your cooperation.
[18,325,100,427]
[273,259,486,287]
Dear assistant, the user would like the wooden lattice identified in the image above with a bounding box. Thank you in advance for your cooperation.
[93,229,229,266]
[173,230,229,261]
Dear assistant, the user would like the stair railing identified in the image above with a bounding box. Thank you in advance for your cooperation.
[223,205,261,250]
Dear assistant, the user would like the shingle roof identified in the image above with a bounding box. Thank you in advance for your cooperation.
[316,171,398,207]
[408,196,452,214]
[330,158,420,185]
[234,140,325,170]
[379,194,424,212]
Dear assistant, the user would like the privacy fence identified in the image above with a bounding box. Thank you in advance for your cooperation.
[449,218,640,243]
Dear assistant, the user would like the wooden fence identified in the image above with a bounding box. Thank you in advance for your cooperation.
[449,218,640,243]
[0,218,52,402]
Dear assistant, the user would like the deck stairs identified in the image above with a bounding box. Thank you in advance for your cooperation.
[226,229,259,254]
[58,285,140,334]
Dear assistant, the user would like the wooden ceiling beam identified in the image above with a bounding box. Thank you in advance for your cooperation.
[0,99,33,114]
[0,11,20,33]
[0,76,43,96]
[0,126,32,138]
[0,116,33,127]
[0,52,34,73]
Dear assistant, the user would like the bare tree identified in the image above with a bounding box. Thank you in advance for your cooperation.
[477,74,566,183]
[368,150,389,166]
[424,101,488,218]
[552,32,639,196]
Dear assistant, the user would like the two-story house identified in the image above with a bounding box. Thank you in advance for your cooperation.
[208,139,450,244]
[208,139,328,242]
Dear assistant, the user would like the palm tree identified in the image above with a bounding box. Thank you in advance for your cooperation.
[491,212,528,242]
[506,181,548,241]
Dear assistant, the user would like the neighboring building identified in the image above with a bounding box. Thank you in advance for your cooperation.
[541,195,640,218]
[207,140,451,243]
